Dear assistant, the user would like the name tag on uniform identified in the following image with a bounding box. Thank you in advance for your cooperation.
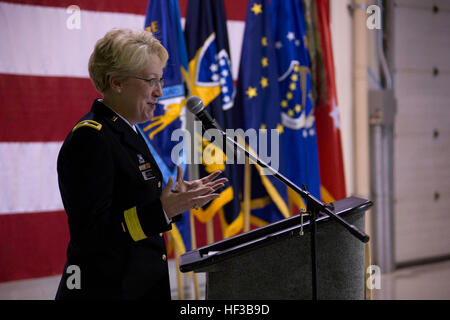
[137,154,155,181]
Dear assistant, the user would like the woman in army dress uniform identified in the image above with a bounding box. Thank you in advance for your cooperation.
[55,28,226,300]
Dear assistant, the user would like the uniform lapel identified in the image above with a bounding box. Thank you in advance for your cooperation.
[91,100,161,174]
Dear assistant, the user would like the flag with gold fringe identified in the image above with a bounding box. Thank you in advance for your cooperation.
[233,0,290,230]
[270,0,322,208]
[184,0,241,238]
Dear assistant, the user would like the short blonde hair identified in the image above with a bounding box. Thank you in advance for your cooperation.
[88,28,168,93]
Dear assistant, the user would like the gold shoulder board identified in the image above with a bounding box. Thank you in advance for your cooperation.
[72,120,102,132]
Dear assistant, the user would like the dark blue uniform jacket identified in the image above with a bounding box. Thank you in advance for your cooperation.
[55,99,172,300]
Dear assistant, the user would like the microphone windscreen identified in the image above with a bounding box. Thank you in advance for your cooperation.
[186,96,204,115]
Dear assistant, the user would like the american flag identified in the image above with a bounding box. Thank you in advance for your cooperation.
[0,0,247,283]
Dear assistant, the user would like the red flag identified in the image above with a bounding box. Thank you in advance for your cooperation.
[314,0,347,202]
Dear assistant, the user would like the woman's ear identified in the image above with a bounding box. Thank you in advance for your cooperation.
[108,75,124,94]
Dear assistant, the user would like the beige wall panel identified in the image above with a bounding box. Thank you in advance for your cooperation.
[394,0,450,11]
[394,73,450,100]
[395,97,450,134]
[394,195,450,263]
[394,105,450,263]
[395,198,450,262]
[391,0,450,264]
[392,6,450,71]
[394,134,450,195]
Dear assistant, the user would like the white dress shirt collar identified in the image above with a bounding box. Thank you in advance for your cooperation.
[100,99,137,133]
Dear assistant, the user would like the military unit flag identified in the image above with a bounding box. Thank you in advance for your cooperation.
[233,0,290,229]
[140,0,346,242]
[138,0,191,252]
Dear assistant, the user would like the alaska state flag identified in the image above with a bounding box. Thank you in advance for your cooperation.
[233,0,290,227]
[137,0,191,252]
[270,0,322,206]
[184,0,241,237]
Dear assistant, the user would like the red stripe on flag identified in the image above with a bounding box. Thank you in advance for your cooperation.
[0,74,99,142]
[222,0,248,21]
[5,0,247,21]
[315,105,347,200]
[314,0,346,201]
[3,0,147,15]
[0,210,69,282]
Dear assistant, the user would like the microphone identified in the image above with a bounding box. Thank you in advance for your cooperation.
[185,96,220,131]
[186,95,259,164]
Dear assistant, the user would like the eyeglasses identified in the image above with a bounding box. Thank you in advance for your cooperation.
[132,76,165,89]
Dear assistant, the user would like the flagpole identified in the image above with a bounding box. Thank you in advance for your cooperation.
[288,193,294,217]
[353,0,373,288]
[243,157,251,232]
[206,221,214,244]
[189,212,200,299]
[365,243,372,300]
[192,269,200,300]
[174,243,184,300]
[188,134,200,299]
